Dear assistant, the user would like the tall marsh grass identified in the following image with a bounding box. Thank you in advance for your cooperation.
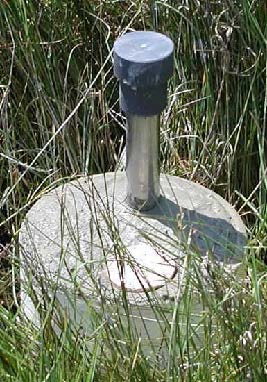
[0,0,267,380]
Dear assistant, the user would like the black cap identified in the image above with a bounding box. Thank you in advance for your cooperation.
[113,31,174,116]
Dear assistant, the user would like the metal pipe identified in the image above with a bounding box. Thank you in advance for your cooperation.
[113,31,173,211]
[126,114,160,210]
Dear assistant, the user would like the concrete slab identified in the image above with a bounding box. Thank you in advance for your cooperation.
[19,172,247,352]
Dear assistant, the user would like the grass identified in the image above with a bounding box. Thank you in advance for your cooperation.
[0,0,267,380]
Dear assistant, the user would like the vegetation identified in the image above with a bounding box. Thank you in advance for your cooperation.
[0,0,266,380]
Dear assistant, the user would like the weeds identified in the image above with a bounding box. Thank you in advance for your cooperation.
[0,0,266,380]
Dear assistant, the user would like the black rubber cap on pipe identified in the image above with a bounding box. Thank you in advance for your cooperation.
[113,31,174,116]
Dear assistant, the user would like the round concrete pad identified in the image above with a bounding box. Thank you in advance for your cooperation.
[19,172,247,306]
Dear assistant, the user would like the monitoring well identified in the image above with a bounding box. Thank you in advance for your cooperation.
[19,31,247,356]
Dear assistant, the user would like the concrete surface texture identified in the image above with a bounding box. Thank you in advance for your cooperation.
[19,172,247,336]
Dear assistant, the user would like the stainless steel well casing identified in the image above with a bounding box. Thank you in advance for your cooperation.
[113,31,174,211]
[126,114,160,210]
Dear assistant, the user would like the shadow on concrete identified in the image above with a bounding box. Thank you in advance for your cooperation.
[141,196,247,262]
